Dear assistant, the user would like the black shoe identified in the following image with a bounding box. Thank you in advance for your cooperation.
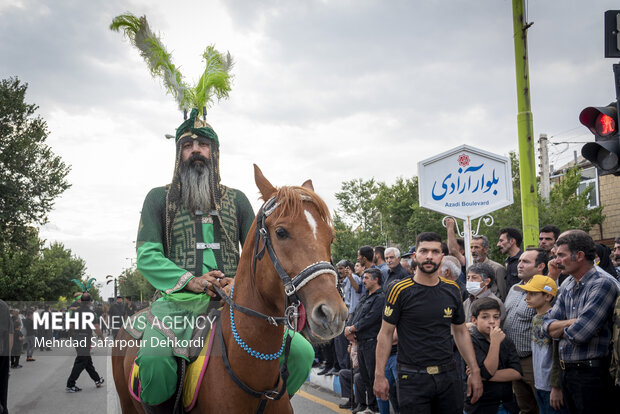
[338,400,353,409]
[95,378,105,388]
[66,386,82,393]
[317,367,332,375]
[352,404,367,413]
[326,367,339,376]
[367,404,379,413]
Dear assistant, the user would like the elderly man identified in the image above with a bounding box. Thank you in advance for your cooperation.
[543,230,617,413]
[384,247,409,288]
[441,255,467,301]
[471,235,508,301]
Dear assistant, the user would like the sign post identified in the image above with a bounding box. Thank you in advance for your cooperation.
[418,145,513,266]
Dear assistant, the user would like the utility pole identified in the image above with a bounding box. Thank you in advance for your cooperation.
[539,134,550,200]
[512,0,539,248]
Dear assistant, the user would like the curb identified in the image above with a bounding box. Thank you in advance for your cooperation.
[306,367,342,396]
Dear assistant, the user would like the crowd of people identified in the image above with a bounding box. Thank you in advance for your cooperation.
[313,224,620,414]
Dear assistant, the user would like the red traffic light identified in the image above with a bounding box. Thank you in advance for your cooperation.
[579,104,618,137]
[596,113,616,136]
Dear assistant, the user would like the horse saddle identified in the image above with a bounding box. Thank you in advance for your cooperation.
[128,308,221,412]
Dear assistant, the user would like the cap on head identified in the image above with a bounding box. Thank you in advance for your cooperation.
[401,246,416,258]
[514,274,558,297]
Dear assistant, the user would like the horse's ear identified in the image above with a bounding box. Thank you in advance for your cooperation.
[254,164,277,200]
[301,179,314,191]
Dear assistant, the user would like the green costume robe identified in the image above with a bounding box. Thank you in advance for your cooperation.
[133,184,313,404]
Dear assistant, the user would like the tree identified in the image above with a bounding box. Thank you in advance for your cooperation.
[538,167,604,232]
[0,227,42,301]
[118,267,156,303]
[0,77,71,247]
[332,151,604,264]
[0,238,88,301]
[332,178,385,261]
[34,242,88,300]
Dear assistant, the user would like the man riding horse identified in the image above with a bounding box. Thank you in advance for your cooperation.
[111,14,315,413]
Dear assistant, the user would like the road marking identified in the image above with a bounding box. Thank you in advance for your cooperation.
[296,390,350,413]
[106,353,121,414]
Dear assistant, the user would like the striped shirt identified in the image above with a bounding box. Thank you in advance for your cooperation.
[542,267,618,362]
[504,283,536,357]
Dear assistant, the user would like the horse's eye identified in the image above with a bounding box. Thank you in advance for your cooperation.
[275,227,289,239]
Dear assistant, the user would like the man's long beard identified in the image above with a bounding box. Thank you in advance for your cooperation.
[179,154,214,212]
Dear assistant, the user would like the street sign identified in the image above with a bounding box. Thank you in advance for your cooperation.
[418,145,513,220]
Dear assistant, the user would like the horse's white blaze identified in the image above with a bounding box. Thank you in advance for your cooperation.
[304,209,318,240]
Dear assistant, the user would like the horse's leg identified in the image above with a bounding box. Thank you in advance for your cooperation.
[112,329,144,414]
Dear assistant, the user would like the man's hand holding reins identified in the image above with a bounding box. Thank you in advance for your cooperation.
[186,270,227,296]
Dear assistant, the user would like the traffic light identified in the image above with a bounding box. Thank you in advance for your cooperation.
[580,103,620,176]
[605,11,620,58]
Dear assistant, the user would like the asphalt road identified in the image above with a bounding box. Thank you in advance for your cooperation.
[7,347,112,414]
[6,348,347,413]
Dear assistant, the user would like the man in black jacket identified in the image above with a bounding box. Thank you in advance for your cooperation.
[385,247,409,288]
[107,296,125,339]
[344,268,385,413]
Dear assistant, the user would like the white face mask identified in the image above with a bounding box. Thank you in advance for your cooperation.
[466,281,485,296]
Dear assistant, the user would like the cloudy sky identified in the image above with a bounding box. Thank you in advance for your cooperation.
[1,0,617,299]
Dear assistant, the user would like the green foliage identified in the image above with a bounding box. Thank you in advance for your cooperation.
[0,237,89,301]
[0,77,71,247]
[0,228,42,300]
[538,167,604,231]
[118,266,155,302]
[0,77,80,301]
[332,151,605,264]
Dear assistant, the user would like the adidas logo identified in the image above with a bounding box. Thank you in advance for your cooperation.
[443,307,453,318]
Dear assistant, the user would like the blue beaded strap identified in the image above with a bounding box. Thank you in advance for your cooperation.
[229,282,286,360]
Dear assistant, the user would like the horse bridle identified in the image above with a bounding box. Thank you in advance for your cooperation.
[252,195,337,322]
[211,193,338,412]
[213,194,337,329]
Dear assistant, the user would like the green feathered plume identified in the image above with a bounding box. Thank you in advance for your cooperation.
[71,278,86,292]
[85,277,97,291]
[110,13,233,112]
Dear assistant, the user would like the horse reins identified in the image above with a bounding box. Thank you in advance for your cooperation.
[211,193,338,413]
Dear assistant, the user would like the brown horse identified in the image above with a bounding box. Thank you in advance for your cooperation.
[113,165,348,413]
